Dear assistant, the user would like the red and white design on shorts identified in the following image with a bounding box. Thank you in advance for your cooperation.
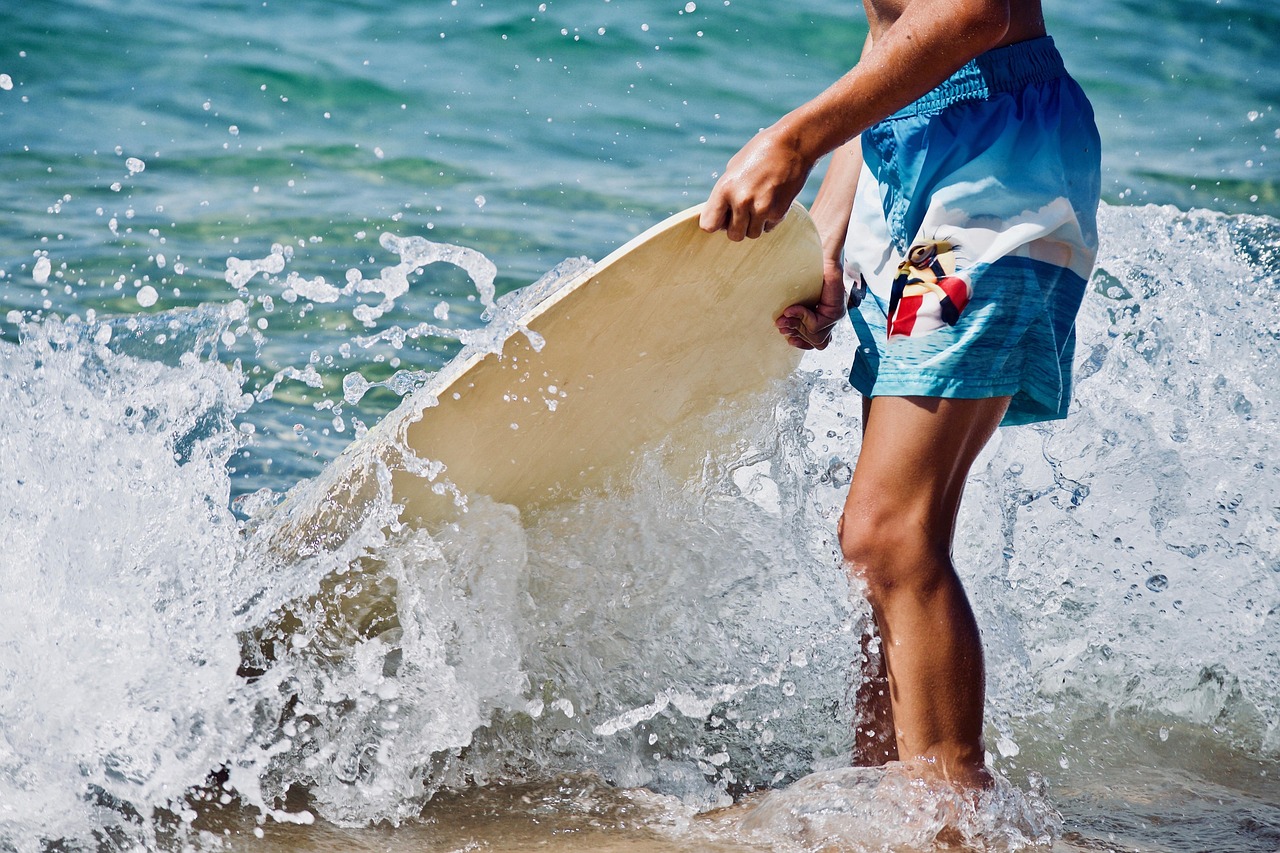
[885,239,972,340]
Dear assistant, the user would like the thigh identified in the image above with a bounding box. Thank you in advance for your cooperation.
[847,395,1010,547]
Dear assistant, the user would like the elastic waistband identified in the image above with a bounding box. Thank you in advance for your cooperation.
[888,36,1067,119]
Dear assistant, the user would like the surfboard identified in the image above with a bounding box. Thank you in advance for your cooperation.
[274,201,822,541]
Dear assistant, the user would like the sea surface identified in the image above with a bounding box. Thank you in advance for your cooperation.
[1,0,1278,851]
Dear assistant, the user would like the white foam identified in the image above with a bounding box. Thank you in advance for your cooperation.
[3,204,1277,849]
[0,316,303,846]
[736,765,1058,852]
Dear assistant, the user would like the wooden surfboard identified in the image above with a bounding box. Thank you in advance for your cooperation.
[275,201,822,541]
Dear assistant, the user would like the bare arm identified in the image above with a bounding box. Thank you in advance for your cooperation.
[807,32,874,264]
[782,0,1012,162]
[700,0,1013,241]
[773,132,865,350]
[767,36,872,351]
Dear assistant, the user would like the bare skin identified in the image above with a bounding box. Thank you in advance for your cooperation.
[702,0,1048,788]
[843,394,1009,788]
[700,0,1047,247]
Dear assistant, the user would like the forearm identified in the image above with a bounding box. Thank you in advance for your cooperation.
[700,3,1011,241]
[810,137,864,264]
[807,33,871,262]
[777,0,1012,162]
[775,137,860,350]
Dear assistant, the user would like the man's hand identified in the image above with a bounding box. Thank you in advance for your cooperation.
[775,254,847,350]
[699,125,814,241]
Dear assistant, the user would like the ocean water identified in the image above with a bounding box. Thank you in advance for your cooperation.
[1,0,1277,851]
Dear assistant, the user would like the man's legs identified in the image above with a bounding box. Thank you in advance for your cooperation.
[841,394,1010,787]
[851,397,900,766]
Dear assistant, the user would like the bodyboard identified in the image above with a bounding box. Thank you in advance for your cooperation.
[275,202,823,540]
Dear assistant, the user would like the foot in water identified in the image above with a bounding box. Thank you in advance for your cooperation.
[737,763,1058,851]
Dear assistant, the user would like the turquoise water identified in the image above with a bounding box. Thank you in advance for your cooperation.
[1,1,1278,850]
[2,0,1276,490]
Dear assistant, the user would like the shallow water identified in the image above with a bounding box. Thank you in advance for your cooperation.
[2,1,1279,851]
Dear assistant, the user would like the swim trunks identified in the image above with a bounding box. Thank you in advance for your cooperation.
[842,36,1101,426]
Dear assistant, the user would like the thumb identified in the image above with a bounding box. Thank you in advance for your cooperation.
[700,195,729,233]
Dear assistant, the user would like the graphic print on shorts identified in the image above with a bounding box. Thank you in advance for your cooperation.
[885,239,972,340]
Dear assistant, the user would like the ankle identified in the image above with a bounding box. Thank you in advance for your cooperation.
[902,753,993,791]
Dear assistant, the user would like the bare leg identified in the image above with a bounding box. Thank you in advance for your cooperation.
[840,395,1010,788]
[850,396,898,766]
[853,618,898,765]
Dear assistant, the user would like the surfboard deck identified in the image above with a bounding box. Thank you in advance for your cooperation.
[276,201,822,537]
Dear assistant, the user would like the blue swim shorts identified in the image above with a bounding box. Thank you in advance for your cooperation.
[842,36,1101,426]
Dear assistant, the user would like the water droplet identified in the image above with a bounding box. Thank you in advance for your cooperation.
[125,157,145,175]
[0,74,13,91]
[136,285,158,307]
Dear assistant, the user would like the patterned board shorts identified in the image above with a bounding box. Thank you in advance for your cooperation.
[842,36,1102,426]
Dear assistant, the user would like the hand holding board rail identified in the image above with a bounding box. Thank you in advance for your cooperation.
[281,201,822,536]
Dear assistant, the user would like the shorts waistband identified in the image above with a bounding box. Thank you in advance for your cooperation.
[887,36,1067,119]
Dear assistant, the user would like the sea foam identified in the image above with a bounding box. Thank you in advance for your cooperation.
[0,204,1276,850]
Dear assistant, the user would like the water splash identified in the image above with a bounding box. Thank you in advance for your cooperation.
[737,765,1058,852]
[0,314,292,849]
[244,390,862,825]
[224,234,497,330]
[963,205,1280,766]
[1,204,1277,851]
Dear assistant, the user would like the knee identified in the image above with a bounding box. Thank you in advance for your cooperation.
[837,508,946,604]
[837,511,901,597]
